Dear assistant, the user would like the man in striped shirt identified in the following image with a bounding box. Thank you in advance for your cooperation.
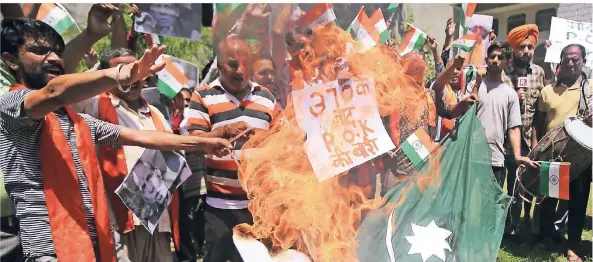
[0,18,231,262]
[187,37,281,262]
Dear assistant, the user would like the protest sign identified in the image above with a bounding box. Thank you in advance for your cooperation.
[291,74,396,181]
[115,149,192,233]
[545,17,593,68]
[462,14,493,66]
[134,4,202,41]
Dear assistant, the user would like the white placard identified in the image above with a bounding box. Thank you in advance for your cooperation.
[291,74,396,181]
[545,17,593,68]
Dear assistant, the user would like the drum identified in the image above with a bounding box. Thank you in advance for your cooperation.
[518,117,592,198]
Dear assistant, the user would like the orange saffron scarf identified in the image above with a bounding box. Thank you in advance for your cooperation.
[10,84,115,262]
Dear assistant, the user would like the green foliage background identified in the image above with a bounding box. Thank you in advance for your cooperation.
[63,4,214,74]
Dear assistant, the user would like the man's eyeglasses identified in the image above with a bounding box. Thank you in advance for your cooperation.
[488,54,506,60]
[25,45,63,56]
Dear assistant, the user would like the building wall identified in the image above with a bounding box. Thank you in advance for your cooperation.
[557,3,592,23]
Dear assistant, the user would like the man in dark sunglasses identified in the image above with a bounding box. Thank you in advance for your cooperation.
[476,41,539,194]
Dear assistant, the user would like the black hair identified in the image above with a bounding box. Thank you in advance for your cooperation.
[560,44,587,61]
[285,26,313,47]
[487,41,505,57]
[1,17,65,57]
[99,48,136,70]
[255,54,275,68]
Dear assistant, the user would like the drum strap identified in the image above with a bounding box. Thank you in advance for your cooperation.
[578,78,589,115]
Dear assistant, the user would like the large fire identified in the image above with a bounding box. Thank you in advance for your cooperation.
[235,23,434,261]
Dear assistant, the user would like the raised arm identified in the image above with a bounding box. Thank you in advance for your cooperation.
[24,45,166,120]
[63,4,120,73]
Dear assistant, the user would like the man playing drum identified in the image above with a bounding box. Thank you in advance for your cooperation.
[532,43,592,262]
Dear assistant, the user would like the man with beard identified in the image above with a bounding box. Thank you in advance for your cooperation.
[532,44,592,262]
[0,18,232,262]
[71,48,183,262]
[502,24,546,239]
[476,42,538,188]
[186,36,281,262]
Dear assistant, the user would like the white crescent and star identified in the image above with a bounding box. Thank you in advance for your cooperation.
[404,220,452,262]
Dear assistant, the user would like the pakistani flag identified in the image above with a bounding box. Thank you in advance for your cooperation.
[357,105,509,262]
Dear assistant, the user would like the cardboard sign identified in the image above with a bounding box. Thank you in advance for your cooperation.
[291,74,396,181]
[545,17,593,68]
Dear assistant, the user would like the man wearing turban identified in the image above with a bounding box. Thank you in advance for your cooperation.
[501,24,547,241]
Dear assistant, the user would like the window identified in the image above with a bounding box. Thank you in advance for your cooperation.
[536,8,556,31]
[492,19,499,37]
[507,14,526,34]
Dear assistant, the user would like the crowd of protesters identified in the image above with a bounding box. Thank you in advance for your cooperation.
[0,3,591,262]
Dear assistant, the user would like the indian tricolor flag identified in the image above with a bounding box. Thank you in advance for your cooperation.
[146,33,164,47]
[460,66,475,93]
[459,3,477,36]
[297,3,336,28]
[369,9,390,44]
[398,25,427,56]
[452,33,478,52]
[347,8,380,52]
[401,128,436,167]
[539,162,570,200]
[156,56,189,100]
[36,3,76,35]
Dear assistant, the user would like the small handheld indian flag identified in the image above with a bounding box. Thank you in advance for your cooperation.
[156,56,189,100]
[369,9,390,44]
[452,34,478,52]
[146,33,164,47]
[398,25,427,56]
[401,128,436,167]
[36,3,76,35]
[347,8,380,52]
[459,3,477,36]
[460,65,475,93]
[539,162,570,200]
[297,3,336,28]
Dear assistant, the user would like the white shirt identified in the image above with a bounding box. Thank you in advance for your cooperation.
[72,94,172,232]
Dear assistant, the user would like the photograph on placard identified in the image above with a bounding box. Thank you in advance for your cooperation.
[134,3,202,41]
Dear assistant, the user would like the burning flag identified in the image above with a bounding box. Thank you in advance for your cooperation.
[297,3,337,28]
[398,25,427,56]
[369,9,390,44]
[36,3,76,35]
[155,56,189,100]
[347,8,381,52]
[357,105,509,262]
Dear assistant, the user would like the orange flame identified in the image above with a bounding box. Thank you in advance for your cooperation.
[236,23,436,261]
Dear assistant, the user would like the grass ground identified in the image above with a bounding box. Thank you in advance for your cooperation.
[497,190,592,262]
